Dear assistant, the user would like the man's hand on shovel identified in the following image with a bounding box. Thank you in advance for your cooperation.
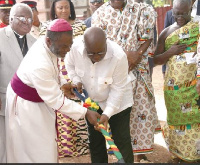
[94,114,109,131]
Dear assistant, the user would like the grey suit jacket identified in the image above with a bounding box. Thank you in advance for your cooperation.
[0,25,36,116]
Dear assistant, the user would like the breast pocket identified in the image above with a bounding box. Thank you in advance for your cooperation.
[98,77,113,92]
[75,68,84,77]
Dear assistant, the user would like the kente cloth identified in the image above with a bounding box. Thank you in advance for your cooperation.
[55,21,89,157]
[0,22,7,28]
[162,20,200,162]
[56,59,89,157]
[92,0,161,155]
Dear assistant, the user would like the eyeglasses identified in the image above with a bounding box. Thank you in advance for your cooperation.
[172,11,191,19]
[14,16,33,24]
[90,0,103,5]
[86,45,107,56]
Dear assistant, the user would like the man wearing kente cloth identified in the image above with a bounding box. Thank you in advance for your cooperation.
[5,19,100,163]
[0,0,15,28]
[154,0,200,162]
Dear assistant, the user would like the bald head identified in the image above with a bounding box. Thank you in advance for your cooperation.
[84,27,106,47]
[84,27,107,63]
[172,0,192,26]
[173,0,192,8]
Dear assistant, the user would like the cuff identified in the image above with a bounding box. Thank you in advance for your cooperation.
[102,106,115,119]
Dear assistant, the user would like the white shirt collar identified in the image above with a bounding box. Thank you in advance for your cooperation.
[13,30,24,38]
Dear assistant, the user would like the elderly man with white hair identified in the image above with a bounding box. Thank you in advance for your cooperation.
[0,2,35,163]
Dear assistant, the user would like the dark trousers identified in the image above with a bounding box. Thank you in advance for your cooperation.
[86,107,133,163]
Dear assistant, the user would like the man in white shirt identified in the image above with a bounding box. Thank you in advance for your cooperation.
[65,27,134,163]
[5,19,100,163]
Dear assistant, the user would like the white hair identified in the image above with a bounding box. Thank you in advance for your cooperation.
[9,3,33,22]
[173,0,192,8]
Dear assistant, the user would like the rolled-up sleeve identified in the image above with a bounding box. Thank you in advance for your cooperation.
[65,49,82,85]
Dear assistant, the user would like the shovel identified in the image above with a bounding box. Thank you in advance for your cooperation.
[73,88,125,163]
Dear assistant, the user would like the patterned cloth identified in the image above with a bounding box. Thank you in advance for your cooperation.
[92,0,161,155]
[40,19,88,157]
[162,20,200,162]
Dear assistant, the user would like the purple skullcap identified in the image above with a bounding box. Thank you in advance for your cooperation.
[47,19,72,32]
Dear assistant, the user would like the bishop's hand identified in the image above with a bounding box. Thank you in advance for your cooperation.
[60,83,76,99]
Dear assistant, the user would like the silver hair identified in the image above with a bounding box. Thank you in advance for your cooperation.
[173,0,192,7]
[9,3,33,22]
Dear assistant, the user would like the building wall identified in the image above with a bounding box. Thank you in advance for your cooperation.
[72,0,89,17]
[16,0,89,22]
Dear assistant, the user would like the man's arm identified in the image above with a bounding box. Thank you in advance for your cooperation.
[64,49,82,85]
[126,39,152,71]
[102,53,129,118]
[97,52,130,128]
[154,28,187,65]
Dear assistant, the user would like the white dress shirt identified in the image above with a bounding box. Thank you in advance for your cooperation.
[65,37,135,118]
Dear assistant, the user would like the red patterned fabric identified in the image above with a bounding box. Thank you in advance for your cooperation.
[0,0,15,5]
[21,1,37,8]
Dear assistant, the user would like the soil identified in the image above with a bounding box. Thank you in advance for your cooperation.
[59,66,177,163]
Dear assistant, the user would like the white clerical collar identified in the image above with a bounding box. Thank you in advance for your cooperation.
[13,30,24,38]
